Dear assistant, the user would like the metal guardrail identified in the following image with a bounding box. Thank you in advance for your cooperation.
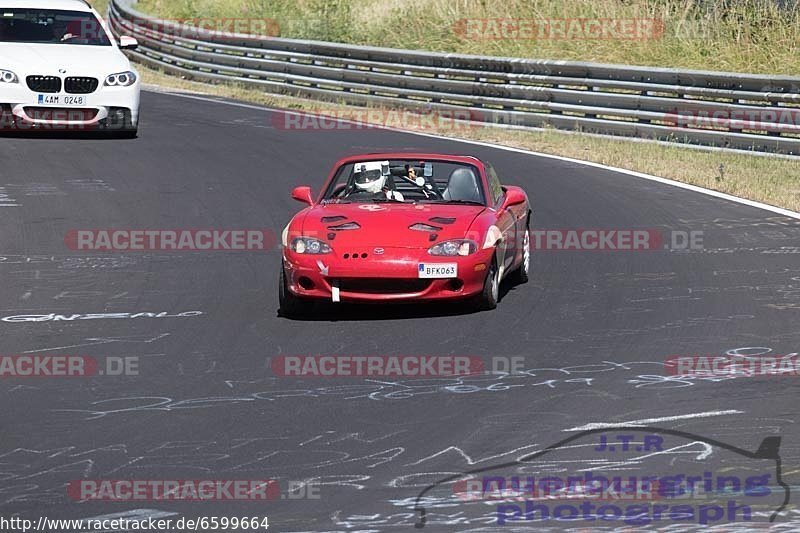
[108,0,800,155]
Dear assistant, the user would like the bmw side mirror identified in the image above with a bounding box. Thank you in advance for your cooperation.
[291,186,314,205]
[119,36,139,50]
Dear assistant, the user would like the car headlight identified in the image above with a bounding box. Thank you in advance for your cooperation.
[0,70,18,83]
[291,237,332,254]
[428,239,477,256]
[104,71,137,87]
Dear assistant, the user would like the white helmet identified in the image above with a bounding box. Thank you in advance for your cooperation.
[354,161,389,194]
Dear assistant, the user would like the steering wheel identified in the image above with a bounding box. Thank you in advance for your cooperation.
[401,168,443,200]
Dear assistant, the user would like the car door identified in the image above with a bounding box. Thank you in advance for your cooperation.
[485,162,518,275]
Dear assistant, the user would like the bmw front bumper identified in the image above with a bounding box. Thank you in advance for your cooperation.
[0,77,140,131]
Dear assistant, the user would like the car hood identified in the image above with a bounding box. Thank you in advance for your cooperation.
[300,203,486,249]
[0,43,131,77]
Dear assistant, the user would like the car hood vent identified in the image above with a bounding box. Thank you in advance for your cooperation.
[328,222,361,231]
[429,217,456,225]
[409,223,443,232]
[321,215,348,223]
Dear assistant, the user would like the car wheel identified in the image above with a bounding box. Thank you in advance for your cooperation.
[475,257,499,311]
[509,226,530,284]
[279,266,310,318]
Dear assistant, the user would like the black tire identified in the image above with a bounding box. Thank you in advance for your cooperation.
[278,267,310,318]
[112,128,137,139]
[474,257,499,311]
[113,117,137,139]
[509,226,530,285]
[120,127,138,138]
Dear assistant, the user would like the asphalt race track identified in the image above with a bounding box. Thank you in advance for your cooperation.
[1,89,799,531]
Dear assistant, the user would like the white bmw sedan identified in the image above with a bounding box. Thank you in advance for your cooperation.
[0,0,140,136]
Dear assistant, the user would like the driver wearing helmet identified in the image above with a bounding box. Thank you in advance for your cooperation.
[349,161,404,201]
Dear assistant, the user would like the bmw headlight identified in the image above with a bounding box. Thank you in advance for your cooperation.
[104,71,137,87]
[428,239,477,256]
[291,237,332,254]
[0,70,18,83]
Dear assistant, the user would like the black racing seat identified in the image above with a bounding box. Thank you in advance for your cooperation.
[443,168,482,203]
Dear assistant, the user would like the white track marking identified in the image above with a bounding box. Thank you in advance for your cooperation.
[564,409,744,431]
[0,185,20,207]
[145,88,800,220]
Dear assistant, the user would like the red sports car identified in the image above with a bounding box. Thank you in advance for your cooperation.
[279,153,531,316]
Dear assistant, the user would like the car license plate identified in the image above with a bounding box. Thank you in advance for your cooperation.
[37,95,86,106]
[418,263,457,278]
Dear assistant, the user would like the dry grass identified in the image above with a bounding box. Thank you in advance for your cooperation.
[93,0,110,16]
[108,0,800,211]
[132,0,800,74]
[139,65,800,212]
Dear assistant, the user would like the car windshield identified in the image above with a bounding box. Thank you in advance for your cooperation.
[322,159,486,204]
[0,9,112,45]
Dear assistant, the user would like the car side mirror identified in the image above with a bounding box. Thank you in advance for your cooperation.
[119,36,138,50]
[291,186,314,205]
[499,186,526,211]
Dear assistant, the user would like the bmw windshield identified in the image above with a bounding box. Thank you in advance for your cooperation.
[0,9,112,45]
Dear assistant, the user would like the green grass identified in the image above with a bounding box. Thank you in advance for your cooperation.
[132,0,800,74]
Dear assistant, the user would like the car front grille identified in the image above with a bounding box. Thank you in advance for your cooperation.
[64,77,99,94]
[26,75,61,93]
[337,278,432,294]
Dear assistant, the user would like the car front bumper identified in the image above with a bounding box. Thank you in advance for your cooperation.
[0,79,140,131]
[283,246,495,303]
